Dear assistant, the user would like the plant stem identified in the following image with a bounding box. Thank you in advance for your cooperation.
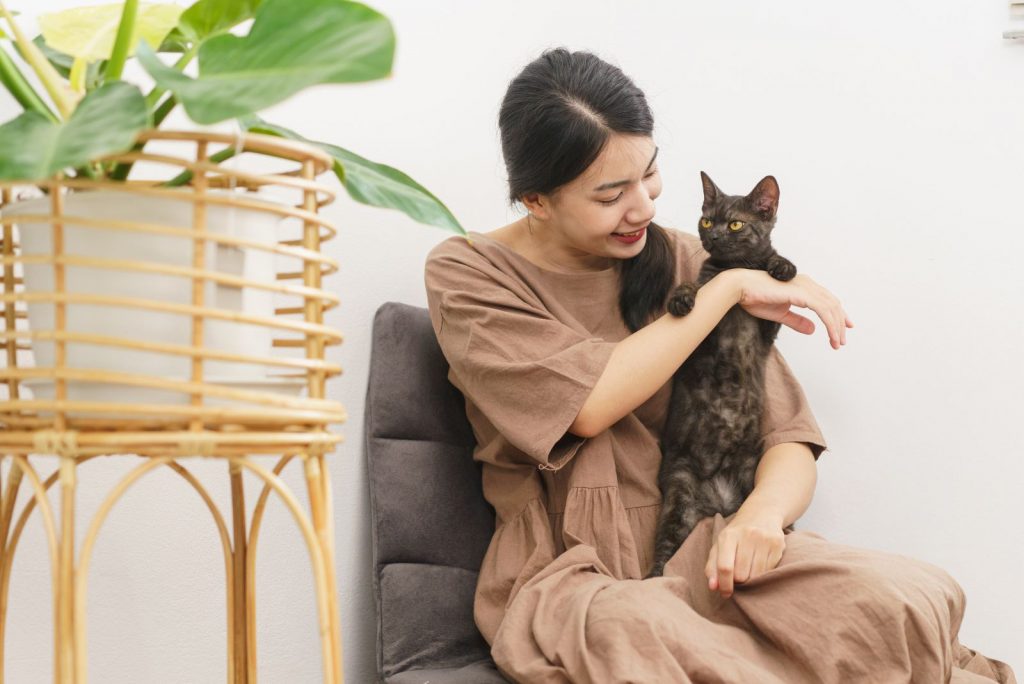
[0,44,58,122]
[112,44,197,181]
[0,0,76,118]
[163,146,237,188]
[69,57,88,92]
[153,93,177,126]
[104,0,139,81]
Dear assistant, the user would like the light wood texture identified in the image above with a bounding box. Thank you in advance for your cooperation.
[0,130,346,682]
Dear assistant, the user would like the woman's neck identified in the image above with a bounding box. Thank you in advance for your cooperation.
[498,217,615,273]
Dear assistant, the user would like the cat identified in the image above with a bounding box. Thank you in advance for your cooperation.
[622,171,798,579]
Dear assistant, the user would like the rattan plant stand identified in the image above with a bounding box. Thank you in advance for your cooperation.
[0,130,346,683]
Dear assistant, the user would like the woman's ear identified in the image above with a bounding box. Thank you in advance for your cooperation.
[521,192,552,220]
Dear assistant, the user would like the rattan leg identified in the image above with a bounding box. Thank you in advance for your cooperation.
[229,463,250,684]
[1,457,62,684]
[303,453,342,683]
[227,456,336,683]
[58,458,76,683]
[0,456,21,684]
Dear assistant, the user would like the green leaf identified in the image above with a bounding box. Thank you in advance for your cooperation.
[39,2,182,62]
[137,0,394,124]
[33,35,105,90]
[177,0,263,44]
[240,117,465,235]
[156,27,188,53]
[155,0,263,55]
[0,81,149,181]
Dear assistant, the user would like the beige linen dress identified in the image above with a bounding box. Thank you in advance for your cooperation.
[423,226,1016,684]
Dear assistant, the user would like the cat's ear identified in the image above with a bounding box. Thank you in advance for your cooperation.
[747,175,780,220]
[700,171,721,206]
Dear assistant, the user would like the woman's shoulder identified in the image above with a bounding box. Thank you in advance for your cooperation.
[423,227,532,300]
[425,232,475,264]
[425,221,517,265]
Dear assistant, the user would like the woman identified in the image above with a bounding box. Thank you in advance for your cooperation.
[423,47,1015,683]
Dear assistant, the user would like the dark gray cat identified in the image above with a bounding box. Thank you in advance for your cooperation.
[645,171,796,579]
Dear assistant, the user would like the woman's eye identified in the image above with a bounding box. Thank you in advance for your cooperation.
[700,218,712,229]
[598,171,658,205]
[729,221,744,231]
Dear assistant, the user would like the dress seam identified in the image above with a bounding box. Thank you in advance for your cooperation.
[494,492,661,528]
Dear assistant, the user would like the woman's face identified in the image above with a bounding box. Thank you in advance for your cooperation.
[523,132,662,271]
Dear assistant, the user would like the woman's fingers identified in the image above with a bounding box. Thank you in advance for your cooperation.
[806,282,846,349]
[809,297,839,348]
[780,310,815,335]
[748,545,768,581]
[738,271,851,350]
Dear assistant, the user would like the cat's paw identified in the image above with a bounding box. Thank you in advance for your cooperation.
[766,255,797,282]
[667,282,698,317]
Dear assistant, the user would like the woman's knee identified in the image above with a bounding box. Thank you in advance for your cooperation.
[843,554,965,660]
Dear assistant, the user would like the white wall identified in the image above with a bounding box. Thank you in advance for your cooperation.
[1,0,1020,681]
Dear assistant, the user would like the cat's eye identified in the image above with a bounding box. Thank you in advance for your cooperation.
[700,218,712,229]
[728,221,744,231]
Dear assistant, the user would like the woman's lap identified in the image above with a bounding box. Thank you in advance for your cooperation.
[490,514,1015,684]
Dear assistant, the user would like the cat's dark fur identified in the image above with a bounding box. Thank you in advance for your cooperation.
[622,172,797,579]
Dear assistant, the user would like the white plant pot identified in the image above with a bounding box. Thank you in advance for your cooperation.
[4,188,306,408]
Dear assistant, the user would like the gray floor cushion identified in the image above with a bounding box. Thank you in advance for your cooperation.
[365,302,508,683]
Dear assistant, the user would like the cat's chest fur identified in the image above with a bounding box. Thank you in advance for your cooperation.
[664,301,771,478]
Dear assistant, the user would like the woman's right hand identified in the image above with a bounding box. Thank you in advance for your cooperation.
[723,269,853,350]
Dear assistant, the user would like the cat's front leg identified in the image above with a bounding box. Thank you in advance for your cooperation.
[667,282,699,317]
[765,254,797,282]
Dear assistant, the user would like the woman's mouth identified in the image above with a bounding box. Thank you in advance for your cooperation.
[611,226,646,243]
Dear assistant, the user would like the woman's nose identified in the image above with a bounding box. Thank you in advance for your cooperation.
[628,187,656,224]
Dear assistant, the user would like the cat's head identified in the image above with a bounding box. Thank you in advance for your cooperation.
[697,172,779,264]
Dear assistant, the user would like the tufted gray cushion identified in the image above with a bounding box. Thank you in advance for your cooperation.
[365,302,509,683]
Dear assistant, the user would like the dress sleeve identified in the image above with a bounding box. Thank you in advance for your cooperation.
[424,242,617,470]
[760,345,829,460]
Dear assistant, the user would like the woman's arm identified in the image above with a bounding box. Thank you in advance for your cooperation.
[570,269,850,438]
[736,441,817,529]
[705,441,817,598]
[569,272,742,438]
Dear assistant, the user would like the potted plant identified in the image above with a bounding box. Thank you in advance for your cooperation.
[0,0,464,408]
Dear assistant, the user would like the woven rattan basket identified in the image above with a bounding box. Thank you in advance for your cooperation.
[0,129,346,452]
[0,129,347,682]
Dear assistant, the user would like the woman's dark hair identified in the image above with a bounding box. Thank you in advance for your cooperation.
[498,47,674,332]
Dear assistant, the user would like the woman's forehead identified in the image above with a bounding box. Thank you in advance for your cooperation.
[580,135,658,190]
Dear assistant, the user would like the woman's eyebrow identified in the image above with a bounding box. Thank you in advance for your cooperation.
[593,147,659,192]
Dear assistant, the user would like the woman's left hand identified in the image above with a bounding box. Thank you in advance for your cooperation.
[705,509,786,599]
